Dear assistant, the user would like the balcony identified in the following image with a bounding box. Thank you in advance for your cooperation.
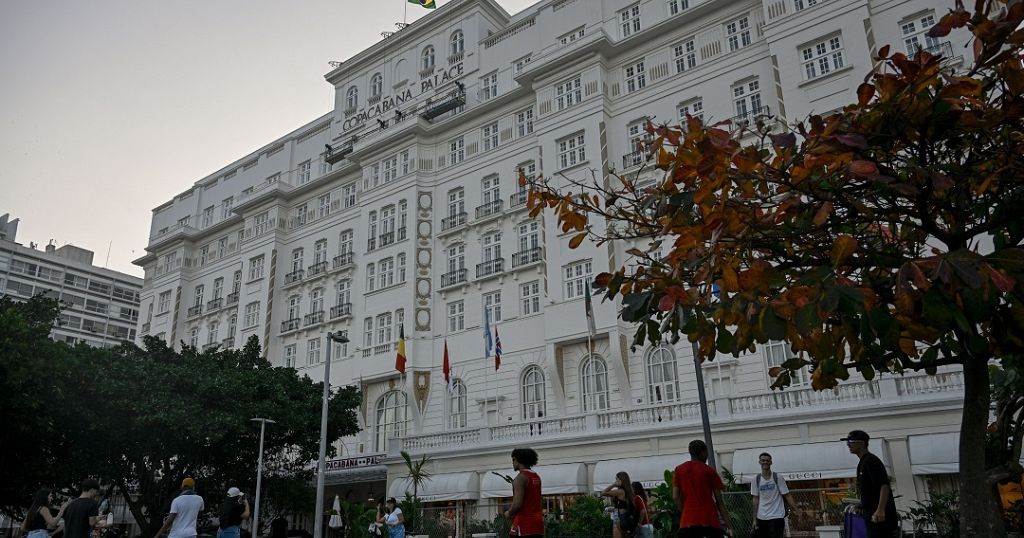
[421,90,466,121]
[379,231,395,247]
[509,191,528,210]
[475,199,504,220]
[440,268,468,288]
[206,297,223,312]
[622,151,645,169]
[730,106,771,129]
[284,269,304,285]
[226,292,239,305]
[187,304,203,317]
[222,337,235,348]
[304,311,325,327]
[333,252,354,270]
[476,258,505,279]
[921,41,955,63]
[441,212,468,232]
[307,261,329,278]
[512,247,543,268]
[280,318,301,333]
[330,303,353,319]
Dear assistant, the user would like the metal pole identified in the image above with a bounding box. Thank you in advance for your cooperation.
[250,417,275,538]
[315,333,347,538]
[684,309,717,469]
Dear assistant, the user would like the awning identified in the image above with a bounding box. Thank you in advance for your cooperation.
[481,463,588,498]
[325,465,387,486]
[386,472,479,502]
[732,440,888,483]
[909,432,959,475]
[593,454,689,491]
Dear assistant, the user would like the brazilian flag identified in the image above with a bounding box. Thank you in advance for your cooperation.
[408,0,436,9]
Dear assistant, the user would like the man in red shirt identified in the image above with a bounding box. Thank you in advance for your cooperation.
[503,448,544,538]
[673,440,734,538]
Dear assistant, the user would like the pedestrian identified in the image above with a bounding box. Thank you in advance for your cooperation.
[843,430,899,538]
[673,440,734,538]
[750,453,796,538]
[632,482,654,538]
[21,488,63,538]
[62,479,101,538]
[216,488,250,538]
[600,472,639,538]
[502,448,543,538]
[382,498,405,538]
[154,478,205,538]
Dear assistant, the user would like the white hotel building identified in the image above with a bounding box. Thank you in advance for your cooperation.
[134,0,970,529]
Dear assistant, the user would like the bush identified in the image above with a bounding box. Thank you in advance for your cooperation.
[903,492,959,537]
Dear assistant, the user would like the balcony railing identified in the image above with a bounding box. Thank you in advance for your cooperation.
[379,231,395,247]
[333,252,354,269]
[441,212,468,231]
[509,191,528,209]
[281,318,301,333]
[475,199,504,219]
[284,269,304,284]
[304,311,325,327]
[307,261,329,278]
[512,247,543,268]
[920,41,954,61]
[187,304,203,317]
[226,292,239,305]
[440,268,468,288]
[222,337,235,348]
[476,258,505,278]
[206,297,223,311]
[330,303,352,319]
[730,106,771,128]
[622,151,645,169]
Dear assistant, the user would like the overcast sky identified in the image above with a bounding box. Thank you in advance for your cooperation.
[0,0,537,277]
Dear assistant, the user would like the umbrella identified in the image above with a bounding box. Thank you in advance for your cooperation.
[328,495,343,529]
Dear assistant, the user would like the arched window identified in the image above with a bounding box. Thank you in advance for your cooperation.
[375,390,409,452]
[370,73,383,98]
[521,365,546,419]
[580,354,610,412]
[346,86,358,110]
[645,344,680,404]
[421,46,435,71]
[449,31,464,58]
[448,379,467,429]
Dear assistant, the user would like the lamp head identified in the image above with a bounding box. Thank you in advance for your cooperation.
[328,332,349,344]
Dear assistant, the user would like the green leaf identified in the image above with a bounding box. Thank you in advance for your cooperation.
[761,309,787,341]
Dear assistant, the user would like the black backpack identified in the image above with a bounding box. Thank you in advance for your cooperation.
[618,496,641,537]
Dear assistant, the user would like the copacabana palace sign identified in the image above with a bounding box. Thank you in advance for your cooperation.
[342,61,465,131]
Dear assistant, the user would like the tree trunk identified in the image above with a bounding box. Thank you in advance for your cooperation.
[959,357,1006,537]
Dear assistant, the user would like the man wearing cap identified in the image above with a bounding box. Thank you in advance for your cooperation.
[843,430,899,538]
[217,487,250,538]
[154,478,204,538]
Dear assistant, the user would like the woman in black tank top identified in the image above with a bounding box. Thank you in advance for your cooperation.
[22,488,61,538]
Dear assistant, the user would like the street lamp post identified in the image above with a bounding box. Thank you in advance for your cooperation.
[251,417,276,538]
[314,332,349,538]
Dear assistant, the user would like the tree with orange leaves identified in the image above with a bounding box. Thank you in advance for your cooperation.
[528,2,1024,535]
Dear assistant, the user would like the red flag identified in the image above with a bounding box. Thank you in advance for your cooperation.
[395,324,407,374]
[443,339,451,386]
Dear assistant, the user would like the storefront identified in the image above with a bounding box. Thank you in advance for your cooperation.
[908,432,960,495]
[593,454,689,491]
[480,463,588,514]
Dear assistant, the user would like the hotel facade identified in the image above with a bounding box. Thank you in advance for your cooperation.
[134,0,970,531]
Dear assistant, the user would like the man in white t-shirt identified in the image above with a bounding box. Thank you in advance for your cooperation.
[154,478,206,538]
[750,453,797,538]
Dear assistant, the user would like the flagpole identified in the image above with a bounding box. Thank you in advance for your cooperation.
[403,0,408,25]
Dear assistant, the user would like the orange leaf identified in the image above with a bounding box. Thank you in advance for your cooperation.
[813,201,833,227]
[856,83,876,106]
[877,45,890,59]
[850,160,879,177]
[568,232,588,249]
[831,235,857,266]
[722,265,739,291]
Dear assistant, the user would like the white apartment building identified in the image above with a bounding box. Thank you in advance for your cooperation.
[133,0,970,530]
[0,213,143,347]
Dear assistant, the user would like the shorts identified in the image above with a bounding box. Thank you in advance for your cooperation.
[678,526,726,538]
[27,530,49,538]
[217,526,240,538]
[754,518,785,538]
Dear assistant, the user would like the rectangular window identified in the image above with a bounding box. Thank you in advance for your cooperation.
[221,197,234,219]
[514,54,532,74]
[400,151,411,175]
[295,203,309,227]
[559,26,585,45]
[342,183,357,208]
[157,291,171,313]
[733,79,763,121]
[624,59,646,93]
[794,0,820,11]
[520,281,541,315]
[626,120,649,166]
[482,123,499,152]
[557,132,586,169]
[484,291,502,323]
[284,344,296,368]
[253,212,270,235]
[516,108,534,137]
[244,302,260,328]
[366,263,376,292]
[382,156,398,182]
[556,77,583,111]
[726,16,752,52]
[379,258,395,288]
[764,341,809,386]
[217,236,228,258]
[668,0,689,15]
[482,175,501,206]
[248,255,265,281]
[673,39,697,73]
[307,338,322,365]
[480,72,498,100]
[802,35,845,80]
[314,239,328,264]
[364,317,374,348]
[318,193,331,219]
[564,259,593,300]
[202,206,215,227]
[376,312,393,344]
[679,98,704,121]
[619,4,641,38]
[447,301,465,332]
[901,12,940,53]
[298,160,311,184]
[449,137,465,165]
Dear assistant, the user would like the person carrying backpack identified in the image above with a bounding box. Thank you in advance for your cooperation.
[601,471,641,537]
[750,453,797,538]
